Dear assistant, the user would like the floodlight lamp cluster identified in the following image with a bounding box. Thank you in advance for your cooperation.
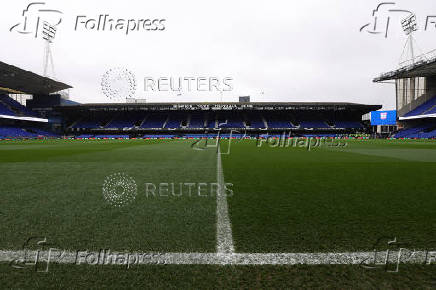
[42,21,57,43]
[401,14,418,36]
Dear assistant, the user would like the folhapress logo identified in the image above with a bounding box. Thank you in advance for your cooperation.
[10,2,167,39]
[9,2,63,39]
[75,15,166,35]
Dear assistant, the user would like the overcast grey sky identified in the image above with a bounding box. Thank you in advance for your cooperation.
[2,0,436,109]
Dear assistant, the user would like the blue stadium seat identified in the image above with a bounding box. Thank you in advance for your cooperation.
[267,121,294,129]
[94,135,129,139]
[0,102,15,116]
[404,97,436,117]
[165,115,186,129]
[299,121,330,129]
[0,126,38,138]
[218,117,245,128]
[143,134,176,139]
[189,114,205,128]
[394,125,435,138]
[206,119,216,129]
[72,120,101,129]
[141,114,167,129]
[105,114,141,129]
[248,118,265,129]
[0,94,38,117]
[334,121,363,128]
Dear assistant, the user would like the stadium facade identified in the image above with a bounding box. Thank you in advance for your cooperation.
[0,60,385,139]
[55,102,379,139]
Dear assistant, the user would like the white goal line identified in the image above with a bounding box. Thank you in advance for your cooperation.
[1,250,432,266]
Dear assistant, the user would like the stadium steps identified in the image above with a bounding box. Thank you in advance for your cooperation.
[186,114,192,128]
[262,116,268,128]
[425,104,436,114]
[206,116,217,129]
[162,115,170,129]
[139,115,148,127]
[102,118,113,128]
[69,118,81,129]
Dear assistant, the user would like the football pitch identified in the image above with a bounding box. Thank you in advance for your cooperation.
[0,138,435,288]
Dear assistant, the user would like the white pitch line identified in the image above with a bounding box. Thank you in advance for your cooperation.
[216,145,235,255]
[0,250,432,265]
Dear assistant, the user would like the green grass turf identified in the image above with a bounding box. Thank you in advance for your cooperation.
[1,263,435,289]
[0,139,217,252]
[1,138,436,288]
[221,139,436,252]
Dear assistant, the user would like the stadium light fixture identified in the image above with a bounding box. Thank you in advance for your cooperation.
[42,22,57,43]
[401,14,417,36]
[42,21,57,78]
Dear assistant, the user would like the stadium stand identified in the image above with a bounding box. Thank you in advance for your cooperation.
[0,102,15,116]
[0,94,38,117]
[218,116,245,128]
[245,114,266,129]
[72,119,101,129]
[27,128,59,137]
[0,126,33,138]
[55,102,379,138]
[76,134,94,138]
[394,124,436,138]
[105,113,143,129]
[334,121,363,128]
[165,114,186,129]
[267,120,294,129]
[94,135,129,139]
[141,113,167,129]
[303,134,338,137]
[184,134,210,138]
[206,117,217,129]
[299,121,330,129]
[143,134,176,138]
[0,126,59,138]
[403,96,436,117]
[188,113,205,128]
